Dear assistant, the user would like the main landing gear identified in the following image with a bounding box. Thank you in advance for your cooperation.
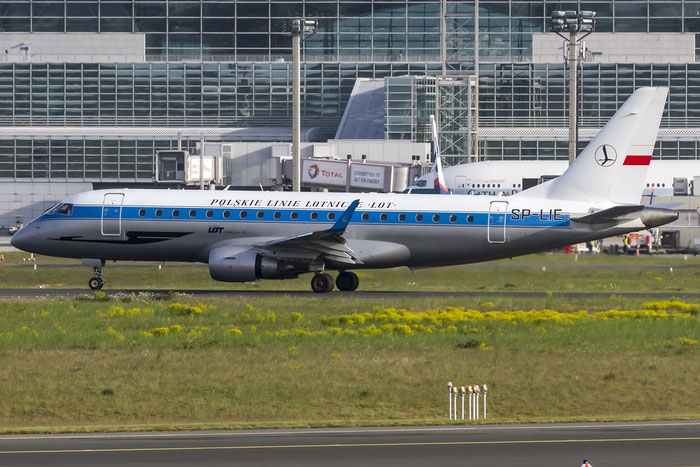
[310,271,360,293]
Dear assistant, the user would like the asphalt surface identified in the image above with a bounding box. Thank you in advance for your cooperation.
[0,421,698,466]
[2,288,700,300]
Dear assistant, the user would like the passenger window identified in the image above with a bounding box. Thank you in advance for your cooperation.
[257,211,264,219]
[274,211,281,219]
[466,215,474,223]
[223,210,231,218]
[206,210,213,218]
[311,212,318,220]
[56,204,73,216]
[449,215,457,223]
[433,214,440,222]
[415,214,423,222]
[189,210,197,218]
[291,211,298,219]
[155,209,162,217]
[398,213,406,222]
[240,210,248,219]
[172,209,180,218]
[380,213,387,221]
[328,212,335,220]
[361,213,369,221]
[138,209,146,217]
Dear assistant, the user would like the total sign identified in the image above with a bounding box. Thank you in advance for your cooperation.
[302,159,348,187]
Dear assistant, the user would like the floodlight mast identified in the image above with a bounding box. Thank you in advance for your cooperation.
[551,11,596,166]
[291,19,317,192]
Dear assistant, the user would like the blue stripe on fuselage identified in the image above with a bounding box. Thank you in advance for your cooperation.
[39,205,571,228]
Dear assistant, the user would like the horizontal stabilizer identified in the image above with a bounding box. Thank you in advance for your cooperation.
[572,205,644,224]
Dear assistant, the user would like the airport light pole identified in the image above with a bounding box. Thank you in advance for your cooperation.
[551,11,595,166]
[291,19,317,191]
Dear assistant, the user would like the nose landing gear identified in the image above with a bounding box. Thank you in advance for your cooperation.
[82,259,106,290]
[88,267,104,290]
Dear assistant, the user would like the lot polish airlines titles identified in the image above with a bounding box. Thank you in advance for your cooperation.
[210,198,396,210]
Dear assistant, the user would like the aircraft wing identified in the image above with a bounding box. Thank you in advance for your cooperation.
[256,199,362,266]
[572,205,644,224]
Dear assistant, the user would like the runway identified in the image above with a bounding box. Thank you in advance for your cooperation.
[2,287,700,300]
[0,421,698,466]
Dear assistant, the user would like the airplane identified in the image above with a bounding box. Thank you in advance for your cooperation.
[11,87,679,293]
[404,158,698,197]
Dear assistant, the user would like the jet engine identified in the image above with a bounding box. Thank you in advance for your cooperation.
[208,246,299,282]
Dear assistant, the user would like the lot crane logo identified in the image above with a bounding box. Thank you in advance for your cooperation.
[308,164,320,179]
[594,144,617,167]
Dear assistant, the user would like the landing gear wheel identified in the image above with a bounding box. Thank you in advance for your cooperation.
[310,273,335,293]
[88,276,104,290]
[336,271,359,292]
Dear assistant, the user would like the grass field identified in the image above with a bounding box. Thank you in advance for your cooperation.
[1,251,699,293]
[0,289,698,433]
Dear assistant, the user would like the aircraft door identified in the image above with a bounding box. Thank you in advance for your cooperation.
[101,193,124,236]
[487,200,508,243]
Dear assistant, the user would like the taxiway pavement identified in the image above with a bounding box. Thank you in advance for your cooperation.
[0,421,698,466]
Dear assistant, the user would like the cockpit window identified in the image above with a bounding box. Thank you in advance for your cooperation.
[415,180,427,187]
[56,203,73,216]
[42,203,61,215]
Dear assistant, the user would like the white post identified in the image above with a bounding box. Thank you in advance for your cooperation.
[447,382,453,420]
[460,387,465,420]
[468,386,473,420]
[568,29,578,166]
[292,20,301,192]
[453,389,458,420]
[474,386,480,420]
[199,133,204,190]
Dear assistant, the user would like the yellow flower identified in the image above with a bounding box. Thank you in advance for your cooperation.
[226,328,243,335]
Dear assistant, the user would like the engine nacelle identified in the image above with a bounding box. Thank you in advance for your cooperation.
[208,247,299,282]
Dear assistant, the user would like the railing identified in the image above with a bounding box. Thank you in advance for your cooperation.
[3,53,446,64]
[0,116,340,129]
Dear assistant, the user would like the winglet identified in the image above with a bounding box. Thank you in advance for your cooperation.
[329,199,360,233]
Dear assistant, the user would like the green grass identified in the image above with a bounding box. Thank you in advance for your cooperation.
[0,294,698,432]
[1,251,699,292]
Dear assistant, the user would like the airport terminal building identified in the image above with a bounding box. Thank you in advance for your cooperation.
[2,1,700,226]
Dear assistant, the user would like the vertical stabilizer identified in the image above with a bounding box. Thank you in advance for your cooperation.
[517,87,668,204]
[430,114,450,194]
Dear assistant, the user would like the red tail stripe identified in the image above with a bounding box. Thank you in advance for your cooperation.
[623,155,652,166]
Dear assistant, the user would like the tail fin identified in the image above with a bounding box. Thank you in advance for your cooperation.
[517,87,668,204]
[430,115,450,194]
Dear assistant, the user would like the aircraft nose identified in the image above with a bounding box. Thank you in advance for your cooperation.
[10,224,35,252]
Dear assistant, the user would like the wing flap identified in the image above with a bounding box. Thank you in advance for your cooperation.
[256,199,362,266]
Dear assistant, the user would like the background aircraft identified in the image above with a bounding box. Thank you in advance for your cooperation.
[11,87,677,293]
[405,159,698,197]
